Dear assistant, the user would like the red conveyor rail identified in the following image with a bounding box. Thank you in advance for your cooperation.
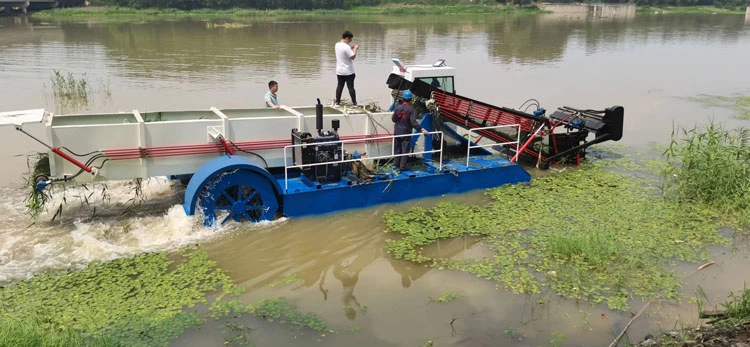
[432,91,548,161]
[432,92,539,132]
[101,135,391,160]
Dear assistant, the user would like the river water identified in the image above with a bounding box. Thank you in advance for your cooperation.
[0,12,749,346]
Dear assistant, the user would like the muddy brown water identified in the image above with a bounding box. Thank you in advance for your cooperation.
[0,13,749,346]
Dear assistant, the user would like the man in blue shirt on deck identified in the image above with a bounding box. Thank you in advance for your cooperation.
[392,90,428,172]
[265,80,280,109]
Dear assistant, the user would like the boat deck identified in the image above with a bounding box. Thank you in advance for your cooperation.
[279,155,529,218]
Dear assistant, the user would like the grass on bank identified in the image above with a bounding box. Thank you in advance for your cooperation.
[651,286,750,346]
[383,124,748,311]
[30,4,540,20]
[637,5,746,14]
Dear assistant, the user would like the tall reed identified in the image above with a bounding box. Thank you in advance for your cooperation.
[720,285,750,326]
[47,70,111,114]
[662,122,749,227]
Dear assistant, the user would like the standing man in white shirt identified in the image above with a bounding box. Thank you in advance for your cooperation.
[335,30,359,106]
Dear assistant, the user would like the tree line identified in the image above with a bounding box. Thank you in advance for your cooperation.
[93,0,378,10]
[93,0,748,11]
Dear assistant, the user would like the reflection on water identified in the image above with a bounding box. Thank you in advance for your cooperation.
[1,12,749,347]
[4,14,743,75]
[1,14,748,112]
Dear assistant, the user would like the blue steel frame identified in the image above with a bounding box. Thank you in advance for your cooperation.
[280,157,530,218]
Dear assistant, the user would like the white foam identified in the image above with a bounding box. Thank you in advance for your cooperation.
[0,178,279,283]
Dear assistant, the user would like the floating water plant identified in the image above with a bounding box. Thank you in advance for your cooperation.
[269,274,301,288]
[250,297,329,332]
[433,292,458,303]
[0,248,234,346]
[685,94,750,120]
[384,155,734,310]
[0,247,332,347]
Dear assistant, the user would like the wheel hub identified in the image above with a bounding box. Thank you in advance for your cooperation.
[231,201,248,216]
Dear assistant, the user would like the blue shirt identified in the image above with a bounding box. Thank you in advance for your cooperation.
[391,102,421,135]
[264,91,278,108]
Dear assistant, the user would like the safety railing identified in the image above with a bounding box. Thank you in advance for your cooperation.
[466,125,521,168]
[283,131,444,191]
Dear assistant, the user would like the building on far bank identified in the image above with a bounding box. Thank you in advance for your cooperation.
[537,3,636,19]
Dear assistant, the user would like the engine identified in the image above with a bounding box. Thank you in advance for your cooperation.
[290,100,343,184]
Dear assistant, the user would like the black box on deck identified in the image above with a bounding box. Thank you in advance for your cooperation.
[291,129,342,184]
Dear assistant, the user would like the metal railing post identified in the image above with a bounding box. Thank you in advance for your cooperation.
[464,124,522,168]
[283,148,289,192]
[283,131,445,184]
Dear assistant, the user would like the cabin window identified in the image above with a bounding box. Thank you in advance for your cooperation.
[417,76,454,94]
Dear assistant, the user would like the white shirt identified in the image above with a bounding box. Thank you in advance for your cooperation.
[335,42,355,76]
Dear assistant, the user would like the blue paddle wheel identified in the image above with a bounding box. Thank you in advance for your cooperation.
[183,156,281,226]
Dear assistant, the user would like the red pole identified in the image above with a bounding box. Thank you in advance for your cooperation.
[511,124,546,163]
[52,147,93,173]
[219,138,235,155]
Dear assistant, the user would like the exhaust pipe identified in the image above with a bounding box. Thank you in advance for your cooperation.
[316,98,323,135]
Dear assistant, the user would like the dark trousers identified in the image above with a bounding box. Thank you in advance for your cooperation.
[393,136,411,170]
[335,74,357,105]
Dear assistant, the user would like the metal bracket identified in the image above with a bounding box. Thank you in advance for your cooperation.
[207,126,224,141]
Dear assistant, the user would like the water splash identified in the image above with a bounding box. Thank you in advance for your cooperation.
[0,177,281,283]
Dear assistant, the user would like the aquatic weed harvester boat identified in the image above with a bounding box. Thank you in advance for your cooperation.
[2,59,624,226]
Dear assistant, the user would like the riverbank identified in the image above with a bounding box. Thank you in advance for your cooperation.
[26,3,749,19]
[637,5,746,14]
[637,287,750,346]
[29,4,541,20]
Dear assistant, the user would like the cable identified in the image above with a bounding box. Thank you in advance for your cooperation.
[59,146,102,157]
[85,154,105,165]
[523,104,539,113]
[367,112,391,136]
[519,98,540,110]
[560,106,604,114]
[228,139,269,168]
[92,159,109,170]
[55,167,85,182]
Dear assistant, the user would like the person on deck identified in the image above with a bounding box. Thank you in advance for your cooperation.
[265,80,281,109]
[391,90,428,172]
[334,31,359,106]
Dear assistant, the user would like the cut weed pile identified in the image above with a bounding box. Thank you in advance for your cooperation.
[384,123,748,311]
